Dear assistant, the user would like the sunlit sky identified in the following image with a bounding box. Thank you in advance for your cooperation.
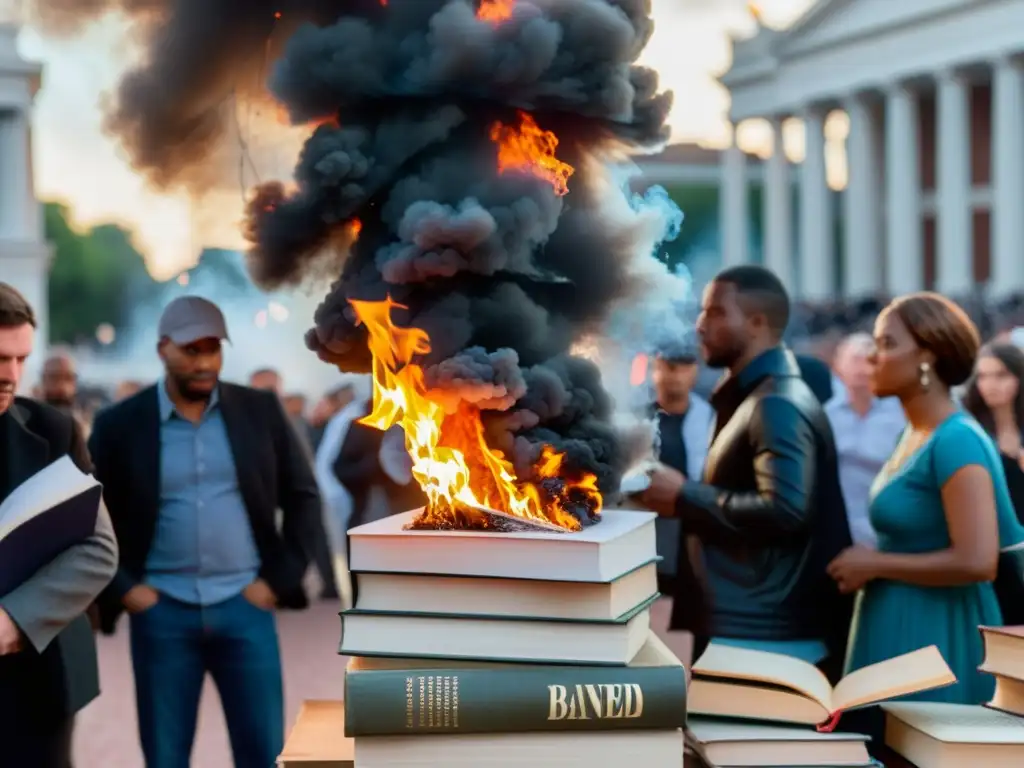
[19,0,816,280]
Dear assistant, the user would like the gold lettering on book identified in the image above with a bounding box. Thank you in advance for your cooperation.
[443,675,451,726]
[418,677,426,727]
[427,676,435,727]
[405,676,414,729]
[452,675,460,727]
[547,684,644,720]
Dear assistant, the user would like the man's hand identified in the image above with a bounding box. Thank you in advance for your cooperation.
[122,584,160,614]
[0,607,24,655]
[243,579,277,610]
[638,464,686,517]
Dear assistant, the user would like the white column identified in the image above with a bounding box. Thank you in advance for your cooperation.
[799,106,833,300]
[843,93,882,297]
[0,111,35,240]
[720,130,749,267]
[936,69,973,295]
[884,83,923,295]
[763,115,793,290]
[991,55,1024,298]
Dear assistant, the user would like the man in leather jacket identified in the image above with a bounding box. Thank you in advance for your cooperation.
[641,266,853,682]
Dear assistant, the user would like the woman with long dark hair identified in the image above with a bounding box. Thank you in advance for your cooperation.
[963,343,1024,624]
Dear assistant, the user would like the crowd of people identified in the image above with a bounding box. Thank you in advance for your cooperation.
[3,263,1024,765]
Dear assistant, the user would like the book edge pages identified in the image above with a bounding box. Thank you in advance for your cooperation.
[883,702,1024,744]
[348,507,656,543]
[834,645,956,712]
[692,642,834,711]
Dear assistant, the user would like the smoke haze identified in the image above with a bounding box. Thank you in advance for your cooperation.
[33,0,685,498]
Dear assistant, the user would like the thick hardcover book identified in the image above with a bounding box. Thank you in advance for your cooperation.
[0,455,102,597]
[343,632,687,736]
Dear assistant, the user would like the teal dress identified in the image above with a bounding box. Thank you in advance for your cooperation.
[845,412,1024,704]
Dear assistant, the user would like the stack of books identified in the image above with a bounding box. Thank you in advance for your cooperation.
[339,507,689,767]
[683,641,956,767]
[882,625,1024,767]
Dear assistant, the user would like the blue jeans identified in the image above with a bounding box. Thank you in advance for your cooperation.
[129,592,284,768]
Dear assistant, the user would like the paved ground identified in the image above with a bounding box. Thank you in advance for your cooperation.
[74,597,688,767]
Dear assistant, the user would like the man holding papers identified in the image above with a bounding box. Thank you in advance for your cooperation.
[0,282,119,767]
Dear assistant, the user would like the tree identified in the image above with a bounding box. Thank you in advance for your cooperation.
[45,202,158,345]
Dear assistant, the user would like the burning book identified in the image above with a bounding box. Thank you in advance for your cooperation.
[53,0,680,534]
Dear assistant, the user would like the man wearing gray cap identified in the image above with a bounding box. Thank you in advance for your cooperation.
[88,295,322,768]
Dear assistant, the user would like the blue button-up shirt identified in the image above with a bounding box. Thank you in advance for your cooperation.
[146,382,261,605]
[825,392,906,548]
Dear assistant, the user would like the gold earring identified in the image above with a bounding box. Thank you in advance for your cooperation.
[919,362,931,389]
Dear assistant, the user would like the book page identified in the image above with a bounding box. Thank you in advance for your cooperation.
[884,701,1024,743]
[833,645,955,711]
[692,642,834,710]
[0,455,97,538]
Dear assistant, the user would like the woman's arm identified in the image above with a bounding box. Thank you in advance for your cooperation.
[873,463,999,586]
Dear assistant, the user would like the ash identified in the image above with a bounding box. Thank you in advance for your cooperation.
[39,0,682,501]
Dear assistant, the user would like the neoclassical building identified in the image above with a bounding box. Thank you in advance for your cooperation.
[0,20,50,378]
[719,0,1024,301]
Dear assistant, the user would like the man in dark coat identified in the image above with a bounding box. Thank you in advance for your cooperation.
[641,266,854,683]
[0,282,119,767]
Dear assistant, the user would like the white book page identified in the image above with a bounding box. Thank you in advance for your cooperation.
[0,455,97,538]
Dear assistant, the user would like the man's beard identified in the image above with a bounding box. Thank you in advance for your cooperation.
[0,379,14,413]
[45,395,75,409]
[173,374,217,402]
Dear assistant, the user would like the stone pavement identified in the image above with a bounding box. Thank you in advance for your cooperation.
[73,597,686,767]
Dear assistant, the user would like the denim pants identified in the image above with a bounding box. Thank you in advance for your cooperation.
[129,592,284,768]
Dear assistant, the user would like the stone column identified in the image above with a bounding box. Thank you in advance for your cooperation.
[799,105,833,300]
[719,129,749,267]
[843,93,882,298]
[991,55,1024,298]
[763,115,793,290]
[884,83,923,295]
[936,69,973,295]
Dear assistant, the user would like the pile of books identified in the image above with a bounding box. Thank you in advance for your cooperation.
[683,641,956,767]
[881,625,1024,767]
[338,506,689,767]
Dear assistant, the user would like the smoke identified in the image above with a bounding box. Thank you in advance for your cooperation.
[39,0,683,499]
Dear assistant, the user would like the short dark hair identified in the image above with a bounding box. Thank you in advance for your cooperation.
[0,282,36,329]
[714,265,790,336]
[884,292,979,388]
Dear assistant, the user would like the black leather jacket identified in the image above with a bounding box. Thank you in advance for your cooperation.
[671,347,854,677]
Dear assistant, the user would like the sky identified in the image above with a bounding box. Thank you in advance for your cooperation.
[17,0,817,280]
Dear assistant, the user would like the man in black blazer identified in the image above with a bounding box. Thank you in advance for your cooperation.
[0,283,119,767]
[89,295,321,768]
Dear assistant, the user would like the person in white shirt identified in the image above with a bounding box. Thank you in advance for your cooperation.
[825,333,906,548]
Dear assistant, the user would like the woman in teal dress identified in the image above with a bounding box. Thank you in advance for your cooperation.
[828,292,1024,705]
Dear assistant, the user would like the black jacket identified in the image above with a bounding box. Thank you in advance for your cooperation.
[88,382,322,632]
[0,399,116,727]
[671,347,854,680]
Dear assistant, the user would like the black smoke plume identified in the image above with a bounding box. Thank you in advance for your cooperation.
[32,0,676,507]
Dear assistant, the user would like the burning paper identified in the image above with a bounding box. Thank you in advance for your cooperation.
[43,0,678,531]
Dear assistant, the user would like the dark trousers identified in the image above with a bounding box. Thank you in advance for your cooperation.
[129,593,284,768]
[2,713,74,767]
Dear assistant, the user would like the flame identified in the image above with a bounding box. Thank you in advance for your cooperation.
[351,297,600,531]
[490,111,574,196]
[748,2,763,23]
[477,0,514,23]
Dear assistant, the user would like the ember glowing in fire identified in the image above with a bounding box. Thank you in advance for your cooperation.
[490,111,574,196]
[477,0,515,24]
[351,297,601,532]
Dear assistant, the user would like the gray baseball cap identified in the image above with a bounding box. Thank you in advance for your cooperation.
[157,296,230,346]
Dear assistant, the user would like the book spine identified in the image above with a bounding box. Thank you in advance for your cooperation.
[344,665,688,736]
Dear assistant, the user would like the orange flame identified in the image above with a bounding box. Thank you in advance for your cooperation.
[490,111,574,196]
[351,297,600,531]
[477,0,514,24]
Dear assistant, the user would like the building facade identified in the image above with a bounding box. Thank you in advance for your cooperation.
[0,21,51,385]
[720,0,1024,301]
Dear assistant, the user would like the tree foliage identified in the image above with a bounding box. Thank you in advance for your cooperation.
[45,202,159,345]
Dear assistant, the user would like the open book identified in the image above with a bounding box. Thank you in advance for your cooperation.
[689,642,955,729]
[0,455,102,596]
